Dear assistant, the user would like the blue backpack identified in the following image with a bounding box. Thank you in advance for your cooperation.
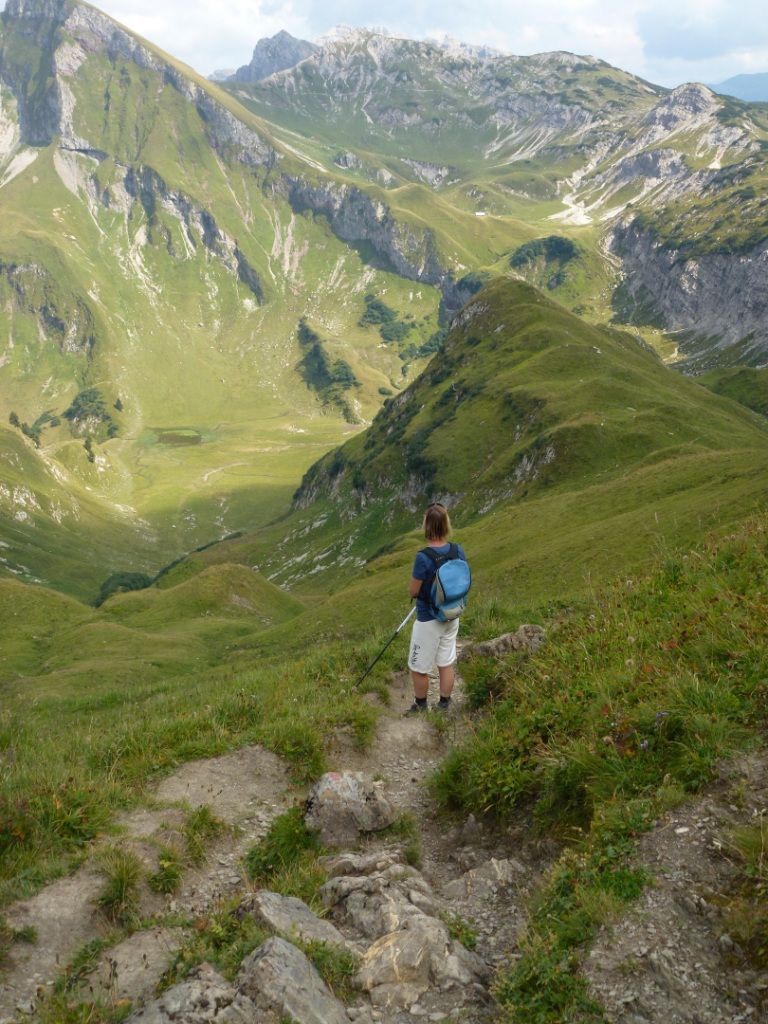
[420,544,472,621]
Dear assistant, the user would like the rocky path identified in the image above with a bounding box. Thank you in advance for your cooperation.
[0,654,542,1023]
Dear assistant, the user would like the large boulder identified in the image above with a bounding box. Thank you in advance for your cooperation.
[236,936,349,1024]
[238,890,349,948]
[355,925,432,1007]
[304,772,396,846]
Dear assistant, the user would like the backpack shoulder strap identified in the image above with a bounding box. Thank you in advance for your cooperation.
[448,543,459,560]
[420,546,440,564]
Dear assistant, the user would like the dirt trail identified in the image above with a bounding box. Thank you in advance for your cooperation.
[585,752,768,1023]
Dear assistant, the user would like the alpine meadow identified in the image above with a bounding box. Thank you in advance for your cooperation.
[0,2,767,1022]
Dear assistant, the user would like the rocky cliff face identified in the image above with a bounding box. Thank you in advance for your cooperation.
[284,177,449,294]
[610,220,768,368]
[231,30,318,83]
[240,30,658,167]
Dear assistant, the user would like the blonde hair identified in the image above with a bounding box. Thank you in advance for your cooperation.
[424,502,451,541]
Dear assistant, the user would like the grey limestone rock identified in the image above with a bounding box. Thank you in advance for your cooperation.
[238,890,349,947]
[321,864,432,939]
[304,771,396,846]
[236,936,349,1024]
[443,857,526,900]
[232,31,318,84]
[319,848,405,879]
[356,916,487,1008]
[459,625,545,660]
[124,963,264,1023]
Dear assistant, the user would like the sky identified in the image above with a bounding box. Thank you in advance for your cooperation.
[21,0,768,86]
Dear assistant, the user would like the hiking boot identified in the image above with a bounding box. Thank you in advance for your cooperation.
[436,696,452,712]
[404,700,428,716]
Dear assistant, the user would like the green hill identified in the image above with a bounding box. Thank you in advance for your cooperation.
[192,279,768,612]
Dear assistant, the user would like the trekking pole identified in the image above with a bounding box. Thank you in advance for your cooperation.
[354,605,416,688]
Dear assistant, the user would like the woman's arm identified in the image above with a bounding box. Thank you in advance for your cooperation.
[409,577,422,599]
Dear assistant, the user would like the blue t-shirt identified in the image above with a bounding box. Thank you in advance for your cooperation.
[412,542,467,622]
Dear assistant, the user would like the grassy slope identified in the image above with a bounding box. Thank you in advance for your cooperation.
[698,366,768,418]
[0,5,452,594]
[434,513,768,1022]
[20,275,763,677]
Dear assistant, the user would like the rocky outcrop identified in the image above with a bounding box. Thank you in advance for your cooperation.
[237,937,349,1024]
[238,890,349,947]
[610,219,768,367]
[0,261,96,356]
[231,31,318,84]
[318,850,488,1009]
[304,772,396,846]
[120,165,264,300]
[401,159,453,187]
[284,177,450,291]
[124,963,262,1023]
[460,624,546,660]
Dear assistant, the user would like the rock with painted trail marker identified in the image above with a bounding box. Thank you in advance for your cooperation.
[304,771,396,846]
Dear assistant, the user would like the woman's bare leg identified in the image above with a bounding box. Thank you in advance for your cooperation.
[411,670,429,699]
[438,663,455,699]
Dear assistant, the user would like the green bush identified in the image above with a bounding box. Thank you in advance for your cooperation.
[359,293,396,326]
[510,235,579,268]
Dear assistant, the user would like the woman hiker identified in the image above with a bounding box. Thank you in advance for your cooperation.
[405,502,467,715]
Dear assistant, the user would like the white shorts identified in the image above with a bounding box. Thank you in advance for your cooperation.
[408,617,460,674]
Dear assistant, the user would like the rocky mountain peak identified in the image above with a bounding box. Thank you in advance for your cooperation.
[230,29,318,83]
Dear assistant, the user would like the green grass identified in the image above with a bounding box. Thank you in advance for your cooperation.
[95,847,143,926]
[297,939,359,1001]
[159,900,271,988]
[380,812,423,868]
[183,805,227,865]
[723,821,768,966]
[147,844,185,895]
[2,278,766,910]
[0,638,383,905]
[244,807,326,908]
[439,911,478,950]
